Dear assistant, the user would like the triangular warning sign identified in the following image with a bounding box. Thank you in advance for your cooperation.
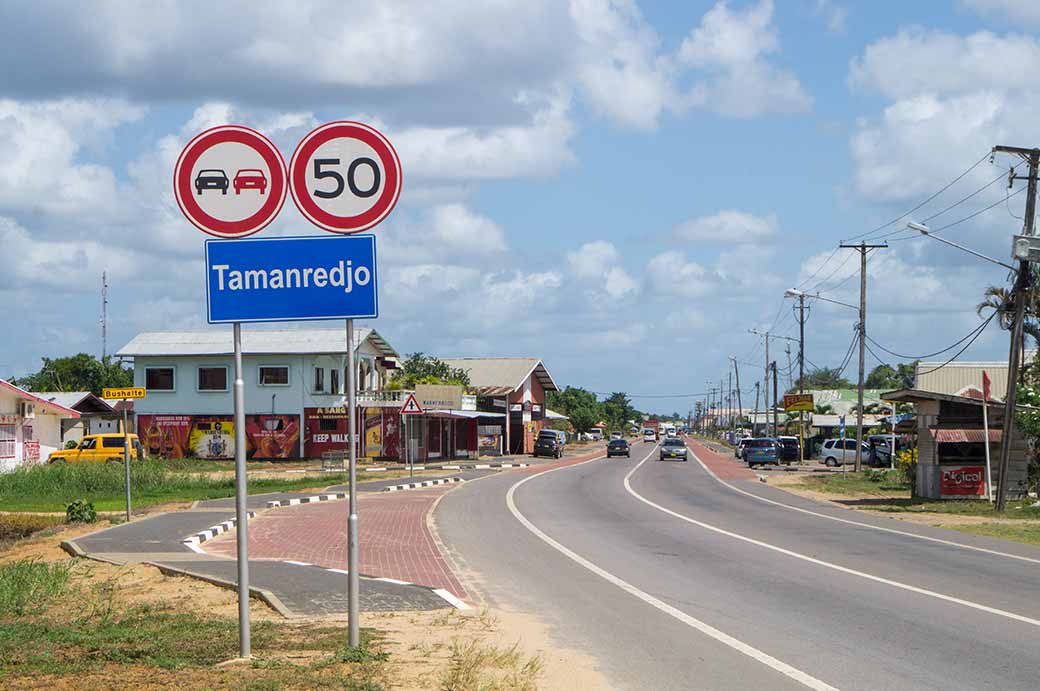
[400,393,425,415]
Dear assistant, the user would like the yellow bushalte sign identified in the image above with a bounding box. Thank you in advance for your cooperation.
[103,387,147,400]
[783,393,814,412]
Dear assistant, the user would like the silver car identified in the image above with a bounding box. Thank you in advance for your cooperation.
[659,437,688,462]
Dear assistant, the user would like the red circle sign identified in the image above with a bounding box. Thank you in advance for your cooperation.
[173,125,288,238]
[289,121,402,234]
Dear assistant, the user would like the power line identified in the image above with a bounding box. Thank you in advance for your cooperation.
[864,316,994,360]
[915,314,996,376]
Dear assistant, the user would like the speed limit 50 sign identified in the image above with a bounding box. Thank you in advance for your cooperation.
[289,121,402,234]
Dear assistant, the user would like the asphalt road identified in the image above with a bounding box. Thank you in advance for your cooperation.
[435,439,1040,690]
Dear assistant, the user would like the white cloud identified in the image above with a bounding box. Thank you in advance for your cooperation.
[813,0,848,33]
[566,240,638,301]
[645,251,712,298]
[677,0,812,118]
[961,0,1040,25]
[672,210,777,244]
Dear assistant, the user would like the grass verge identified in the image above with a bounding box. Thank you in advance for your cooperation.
[945,522,1040,548]
[440,639,542,691]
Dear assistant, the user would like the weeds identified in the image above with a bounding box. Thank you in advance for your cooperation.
[0,513,64,544]
[440,640,542,691]
[0,559,75,616]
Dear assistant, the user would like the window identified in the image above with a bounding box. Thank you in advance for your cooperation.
[844,440,858,451]
[330,368,340,395]
[0,424,14,459]
[197,366,228,392]
[313,367,325,393]
[103,437,128,448]
[319,418,338,432]
[145,367,175,391]
[79,438,97,450]
[258,365,289,386]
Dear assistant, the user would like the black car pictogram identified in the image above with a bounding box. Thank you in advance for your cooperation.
[195,169,229,195]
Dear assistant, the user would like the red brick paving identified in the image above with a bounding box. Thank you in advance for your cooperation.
[204,486,467,599]
[686,438,756,480]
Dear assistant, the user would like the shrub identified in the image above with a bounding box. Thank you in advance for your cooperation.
[863,468,889,483]
[896,448,918,494]
[66,499,97,524]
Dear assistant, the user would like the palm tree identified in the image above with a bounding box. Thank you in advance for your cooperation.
[813,403,834,415]
[977,283,1040,345]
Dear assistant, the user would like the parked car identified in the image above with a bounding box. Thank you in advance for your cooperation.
[48,434,144,465]
[777,436,800,463]
[586,429,604,441]
[607,439,631,458]
[659,436,688,462]
[533,430,564,459]
[819,438,872,467]
[233,168,268,194]
[735,437,753,459]
[743,438,781,468]
[194,168,229,195]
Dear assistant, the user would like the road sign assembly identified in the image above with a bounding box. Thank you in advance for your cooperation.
[205,234,378,323]
[102,387,146,399]
[400,393,425,415]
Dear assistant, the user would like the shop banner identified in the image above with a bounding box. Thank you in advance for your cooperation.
[382,410,401,460]
[364,408,382,457]
[139,415,193,458]
[304,407,350,459]
[22,440,40,467]
[940,465,985,497]
[246,415,300,459]
[188,416,235,459]
[140,414,299,460]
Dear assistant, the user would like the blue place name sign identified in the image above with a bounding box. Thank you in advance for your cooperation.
[205,235,378,323]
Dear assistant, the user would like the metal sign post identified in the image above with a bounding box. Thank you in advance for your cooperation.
[233,323,251,658]
[122,403,131,521]
[346,319,360,648]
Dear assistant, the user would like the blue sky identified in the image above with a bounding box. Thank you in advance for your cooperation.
[1,0,1037,413]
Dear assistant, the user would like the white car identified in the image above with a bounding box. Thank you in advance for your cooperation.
[642,428,657,442]
[819,438,871,467]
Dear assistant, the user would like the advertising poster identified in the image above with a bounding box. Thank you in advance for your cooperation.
[138,415,192,458]
[364,408,382,457]
[429,418,442,457]
[246,415,300,459]
[304,406,349,459]
[382,410,401,461]
[188,416,234,459]
[940,465,985,497]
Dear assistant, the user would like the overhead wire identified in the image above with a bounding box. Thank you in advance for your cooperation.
[915,314,996,376]
[865,316,994,360]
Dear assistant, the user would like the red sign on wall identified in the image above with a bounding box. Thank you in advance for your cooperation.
[940,465,986,497]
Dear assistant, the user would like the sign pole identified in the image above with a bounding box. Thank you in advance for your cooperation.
[982,373,994,502]
[122,401,131,521]
[346,319,360,648]
[232,322,251,658]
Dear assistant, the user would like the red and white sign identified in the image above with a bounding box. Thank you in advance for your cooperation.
[174,125,288,238]
[289,121,402,234]
[940,465,986,497]
[400,393,424,415]
[22,440,40,466]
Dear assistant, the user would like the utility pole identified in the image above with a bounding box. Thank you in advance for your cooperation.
[772,362,779,437]
[796,292,807,460]
[719,379,724,432]
[994,145,1040,511]
[749,329,771,438]
[100,271,108,360]
[728,371,733,432]
[730,357,743,432]
[785,344,793,392]
[753,382,761,436]
[839,241,888,472]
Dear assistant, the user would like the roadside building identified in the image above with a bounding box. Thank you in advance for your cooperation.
[117,328,400,460]
[35,391,119,444]
[0,380,81,472]
[438,358,559,455]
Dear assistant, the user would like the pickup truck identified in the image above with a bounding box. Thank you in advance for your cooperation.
[48,434,144,465]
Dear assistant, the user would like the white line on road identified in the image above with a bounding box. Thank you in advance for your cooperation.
[506,446,840,691]
[686,441,1040,566]
[626,452,1040,629]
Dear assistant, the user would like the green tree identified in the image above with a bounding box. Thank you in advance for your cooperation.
[802,368,851,389]
[546,386,602,434]
[603,392,635,432]
[864,361,919,390]
[387,352,470,389]
[14,354,131,395]
[977,282,1040,346]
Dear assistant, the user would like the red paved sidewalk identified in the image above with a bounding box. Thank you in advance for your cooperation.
[686,438,755,481]
[204,486,467,599]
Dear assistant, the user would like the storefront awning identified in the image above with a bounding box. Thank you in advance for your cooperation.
[425,410,506,419]
[929,428,1001,443]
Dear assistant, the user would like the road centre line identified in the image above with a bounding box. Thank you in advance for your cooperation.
[625,452,1040,630]
[685,440,1040,566]
[506,445,840,691]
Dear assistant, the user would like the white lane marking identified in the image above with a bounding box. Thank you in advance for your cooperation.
[685,440,1040,566]
[507,446,839,691]
[626,452,1040,629]
[432,588,471,610]
[285,560,312,567]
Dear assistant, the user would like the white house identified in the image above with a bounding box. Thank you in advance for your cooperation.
[0,380,81,472]
[116,327,400,460]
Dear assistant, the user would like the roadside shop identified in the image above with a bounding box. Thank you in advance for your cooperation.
[0,379,81,472]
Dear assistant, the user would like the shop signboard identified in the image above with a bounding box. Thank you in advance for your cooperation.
[22,440,40,466]
[940,465,986,497]
[206,234,378,323]
[415,384,463,410]
[783,393,814,412]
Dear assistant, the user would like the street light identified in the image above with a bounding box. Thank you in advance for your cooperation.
[785,288,857,311]
[907,221,1017,271]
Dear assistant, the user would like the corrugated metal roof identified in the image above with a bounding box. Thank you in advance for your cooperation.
[0,380,81,418]
[35,392,115,413]
[117,328,397,358]
[439,358,558,394]
[930,428,1001,443]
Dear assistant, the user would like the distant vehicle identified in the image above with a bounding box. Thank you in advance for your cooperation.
[643,428,657,442]
[586,429,604,441]
[195,168,229,195]
[610,431,623,441]
[735,437,753,459]
[233,168,268,194]
[819,438,872,467]
[48,434,144,465]
[664,424,676,436]
[777,436,800,463]
[534,429,564,459]
[607,439,631,458]
[659,436,688,461]
[867,435,900,466]
[743,438,781,468]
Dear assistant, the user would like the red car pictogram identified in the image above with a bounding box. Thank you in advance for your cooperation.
[233,169,268,195]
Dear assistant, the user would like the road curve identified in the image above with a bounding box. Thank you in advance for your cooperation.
[435,439,1040,690]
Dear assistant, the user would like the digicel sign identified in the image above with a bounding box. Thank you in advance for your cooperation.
[940,465,985,497]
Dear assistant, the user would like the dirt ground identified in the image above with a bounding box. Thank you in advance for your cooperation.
[3,521,611,691]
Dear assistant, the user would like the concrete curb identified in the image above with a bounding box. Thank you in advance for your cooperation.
[147,561,297,618]
[362,462,529,472]
[266,492,347,508]
[182,512,256,547]
[383,477,463,492]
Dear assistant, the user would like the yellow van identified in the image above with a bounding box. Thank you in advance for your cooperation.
[47,434,144,465]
